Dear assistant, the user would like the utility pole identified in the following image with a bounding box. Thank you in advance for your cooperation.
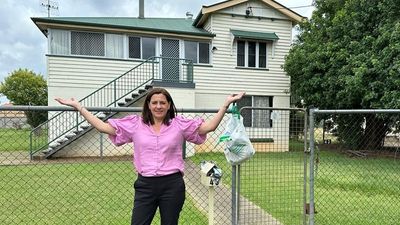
[40,0,59,17]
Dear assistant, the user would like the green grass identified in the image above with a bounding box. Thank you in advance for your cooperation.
[314,150,400,225]
[0,160,207,225]
[0,128,48,152]
[189,147,400,225]
[0,128,31,151]
[1,146,399,225]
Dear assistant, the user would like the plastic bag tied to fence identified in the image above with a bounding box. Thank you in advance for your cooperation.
[218,104,255,165]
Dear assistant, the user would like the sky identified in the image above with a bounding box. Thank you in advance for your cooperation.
[0,0,315,104]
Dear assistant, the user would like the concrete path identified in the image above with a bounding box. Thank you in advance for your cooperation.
[184,160,283,225]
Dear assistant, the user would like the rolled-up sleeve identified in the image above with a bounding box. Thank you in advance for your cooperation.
[107,115,139,146]
[175,115,207,144]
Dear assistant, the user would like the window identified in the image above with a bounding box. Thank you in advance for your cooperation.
[106,34,124,58]
[248,41,256,67]
[184,41,197,63]
[71,31,104,56]
[199,43,209,64]
[237,96,273,128]
[236,40,268,68]
[129,37,141,59]
[259,43,266,68]
[129,36,156,59]
[50,29,69,55]
[184,41,210,64]
[237,41,245,66]
[142,37,156,59]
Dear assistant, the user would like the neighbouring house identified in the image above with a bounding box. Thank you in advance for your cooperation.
[0,103,28,129]
[31,0,304,158]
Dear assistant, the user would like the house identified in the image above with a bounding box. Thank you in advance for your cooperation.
[0,103,28,129]
[31,0,304,158]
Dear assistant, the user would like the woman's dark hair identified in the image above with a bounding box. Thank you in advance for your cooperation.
[142,88,177,125]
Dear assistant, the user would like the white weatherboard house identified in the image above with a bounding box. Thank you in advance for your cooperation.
[31,0,303,158]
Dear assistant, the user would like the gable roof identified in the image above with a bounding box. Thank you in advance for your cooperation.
[193,0,305,27]
[32,17,215,38]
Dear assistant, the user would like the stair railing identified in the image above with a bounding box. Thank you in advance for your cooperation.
[30,57,193,157]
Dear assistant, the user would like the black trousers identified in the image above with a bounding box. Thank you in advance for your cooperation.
[131,172,185,225]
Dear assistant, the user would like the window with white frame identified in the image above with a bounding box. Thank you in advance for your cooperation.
[50,29,70,55]
[237,40,267,68]
[106,34,124,58]
[184,41,210,64]
[237,95,273,128]
[128,36,156,60]
[50,29,213,64]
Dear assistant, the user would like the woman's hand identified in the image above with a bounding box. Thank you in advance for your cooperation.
[54,97,116,135]
[54,97,81,109]
[224,92,245,107]
[198,92,246,135]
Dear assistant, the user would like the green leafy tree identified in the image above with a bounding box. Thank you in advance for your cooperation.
[0,69,48,128]
[284,0,400,149]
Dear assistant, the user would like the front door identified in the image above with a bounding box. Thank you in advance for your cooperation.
[161,39,180,82]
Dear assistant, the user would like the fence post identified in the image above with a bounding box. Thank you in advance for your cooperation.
[303,109,308,225]
[100,133,103,158]
[113,81,117,107]
[309,108,316,225]
[231,165,239,225]
[29,131,33,160]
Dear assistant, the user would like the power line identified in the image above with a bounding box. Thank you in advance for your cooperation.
[286,5,315,10]
[250,4,314,10]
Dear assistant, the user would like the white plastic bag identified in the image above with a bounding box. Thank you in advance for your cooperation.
[219,114,255,165]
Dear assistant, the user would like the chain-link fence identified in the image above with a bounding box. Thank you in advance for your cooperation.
[0,106,307,225]
[3,106,400,225]
[308,109,400,225]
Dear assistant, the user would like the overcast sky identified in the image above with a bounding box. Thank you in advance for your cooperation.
[0,0,314,104]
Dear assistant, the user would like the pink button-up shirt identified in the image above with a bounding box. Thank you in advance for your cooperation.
[108,115,206,177]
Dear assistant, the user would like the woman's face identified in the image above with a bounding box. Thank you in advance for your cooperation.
[148,93,170,122]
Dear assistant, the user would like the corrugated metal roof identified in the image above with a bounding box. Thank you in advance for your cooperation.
[231,29,279,41]
[32,17,215,37]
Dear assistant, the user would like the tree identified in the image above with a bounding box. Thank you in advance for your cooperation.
[284,0,400,149]
[0,69,48,128]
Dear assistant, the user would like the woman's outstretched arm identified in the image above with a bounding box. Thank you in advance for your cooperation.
[54,97,116,135]
[198,92,245,135]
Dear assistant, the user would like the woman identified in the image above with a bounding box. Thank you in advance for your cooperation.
[55,88,245,225]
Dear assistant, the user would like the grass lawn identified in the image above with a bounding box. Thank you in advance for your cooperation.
[190,148,400,225]
[314,150,400,225]
[0,160,207,225]
[0,128,48,152]
[1,144,399,225]
[0,128,32,152]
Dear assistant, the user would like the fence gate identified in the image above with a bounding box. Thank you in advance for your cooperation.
[232,107,308,225]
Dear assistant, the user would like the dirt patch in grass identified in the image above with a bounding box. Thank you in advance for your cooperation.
[318,143,400,159]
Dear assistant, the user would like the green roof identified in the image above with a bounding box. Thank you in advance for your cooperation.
[32,17,215,37]
[231,29,279,41]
